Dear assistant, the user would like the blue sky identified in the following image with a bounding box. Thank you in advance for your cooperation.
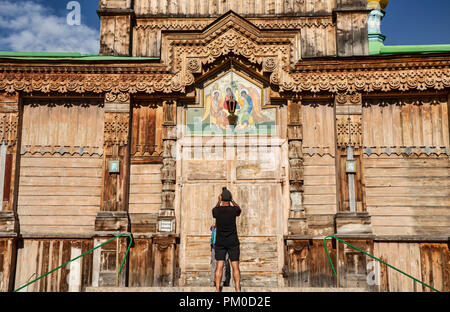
[0,0,449,54]
[383,0,450,45]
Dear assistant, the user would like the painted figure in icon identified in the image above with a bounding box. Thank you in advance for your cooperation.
[203,87,229,130]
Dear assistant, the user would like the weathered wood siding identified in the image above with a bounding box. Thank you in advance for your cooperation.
[301,102,337,234]
[374,242,449,292]
[285,239,337,287]
[0,239,15,292]
[14,239,93,292]
[337,239,374,289]
[99,15,131,56]
[129,164,162,232]
[133,0,337,16]
[363,98,449,152]
[17,157,102,235]
[128,239,154,287]
[131,105,163,158]
[21,101,104,155]
[18,101,104,235]
[365,156,450,236]
[363,97,450,236]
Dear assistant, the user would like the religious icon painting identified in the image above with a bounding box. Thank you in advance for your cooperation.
[186,70,276,135]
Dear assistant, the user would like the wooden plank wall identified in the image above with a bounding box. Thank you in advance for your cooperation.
[337,239,374,289]
[99,15,131,56]
[128,239,154,287]
[363,98,449,150]
[129,104,164,232]
[301,21,336,58]
[18,157,102,235]
[365,156,450,236]
[133,0,337,16]
[14,239,93,292]
[129,164,162,232]
[131,105,163,158]
[302,102,337,234]
[18,101,104,235]
[21,103,104,154]
[374,242,449,292]
[363,98,450,236]
[286,240,336,287]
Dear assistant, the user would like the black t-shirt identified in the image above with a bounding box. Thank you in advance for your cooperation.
[212,205,241,247]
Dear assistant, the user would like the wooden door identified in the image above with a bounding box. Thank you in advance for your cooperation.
[179,143,284,287]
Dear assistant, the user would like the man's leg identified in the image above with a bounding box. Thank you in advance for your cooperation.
[215,260,225,292]
[231,261,241,292]
[224,253,231,286]
[211,248,217,286]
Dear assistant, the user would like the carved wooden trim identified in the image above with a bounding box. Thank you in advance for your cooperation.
[0,14,449,96]
[134,17,334,31]
[0,60,449,97]
[336,115,362,148]
[159,101,177,227]
[104,113,129,147]
[0,113,18,147]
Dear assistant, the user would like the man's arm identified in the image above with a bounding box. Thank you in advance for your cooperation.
[231,199,241,216]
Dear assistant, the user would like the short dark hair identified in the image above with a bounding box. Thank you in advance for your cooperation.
[221,187,232,201]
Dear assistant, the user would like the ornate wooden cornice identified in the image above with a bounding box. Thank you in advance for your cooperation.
[0,12,449,96]
[1,58,449,96]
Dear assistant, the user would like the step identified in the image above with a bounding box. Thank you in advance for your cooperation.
[85,286,367,292]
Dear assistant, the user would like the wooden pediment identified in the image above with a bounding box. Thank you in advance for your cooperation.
[160,11,301,93]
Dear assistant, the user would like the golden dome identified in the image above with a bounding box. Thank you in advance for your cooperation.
[367,0,389,10]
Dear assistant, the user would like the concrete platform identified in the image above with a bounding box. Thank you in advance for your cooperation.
[85,286,367,292]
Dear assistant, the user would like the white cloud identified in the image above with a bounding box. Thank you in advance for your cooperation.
[0,0,99,54]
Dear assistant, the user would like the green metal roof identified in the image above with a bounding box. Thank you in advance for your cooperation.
[369,42,450,56]
[0,51,159,61]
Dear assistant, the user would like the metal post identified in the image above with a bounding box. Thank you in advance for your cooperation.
[347,146,356,212]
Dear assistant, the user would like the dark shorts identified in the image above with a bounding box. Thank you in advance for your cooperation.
[214,244,240,262]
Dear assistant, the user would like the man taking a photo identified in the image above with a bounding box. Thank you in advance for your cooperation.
[212,187,242,292]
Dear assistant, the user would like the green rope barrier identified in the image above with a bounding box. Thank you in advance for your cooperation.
[13,233,133,292]
[323,235,440,292]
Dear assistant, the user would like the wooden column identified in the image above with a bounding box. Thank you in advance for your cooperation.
[93,92,131,287]
[158,100,177,233]
[0,92,20,292]
[287,99,307,235]
[334,93,372,235]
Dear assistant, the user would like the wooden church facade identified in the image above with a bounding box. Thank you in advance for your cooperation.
[0,0,449,292]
